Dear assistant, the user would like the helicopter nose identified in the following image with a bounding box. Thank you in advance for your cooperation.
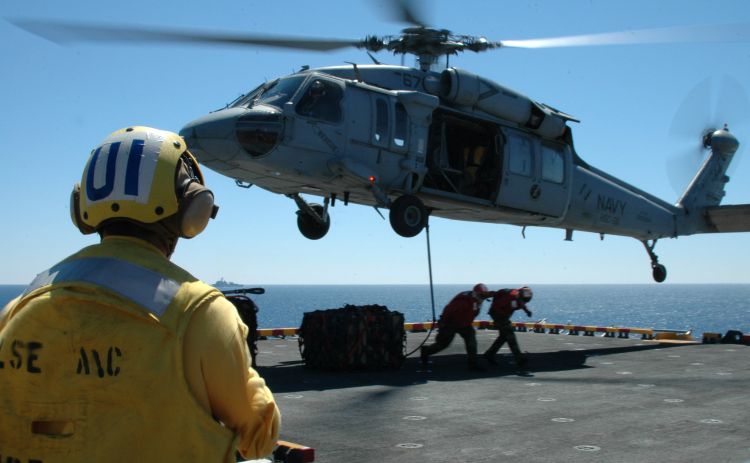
[180,107,247,163]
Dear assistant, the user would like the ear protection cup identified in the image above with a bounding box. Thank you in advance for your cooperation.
[178,180,216,238]
[173,154,219,238]
[70,183,96,235]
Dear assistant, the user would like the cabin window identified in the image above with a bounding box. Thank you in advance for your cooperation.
[296,79,343,123]
[507,134,533,176]
[374,98,388,143]
[541,144,565,183]
[393,103,408,148]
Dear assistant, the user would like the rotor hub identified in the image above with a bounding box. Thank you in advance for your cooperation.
[358,26,500,63]
[708,126,740,156]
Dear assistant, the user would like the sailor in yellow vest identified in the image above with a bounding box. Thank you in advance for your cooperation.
[0,126,280,462]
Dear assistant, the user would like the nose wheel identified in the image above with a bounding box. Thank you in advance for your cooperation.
[290,194,331,240]
[642,240,667,283]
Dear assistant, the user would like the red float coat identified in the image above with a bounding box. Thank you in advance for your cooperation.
[489,289,527,318]
[439,291,480,328]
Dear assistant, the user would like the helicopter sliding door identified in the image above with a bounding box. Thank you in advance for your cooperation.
[342,87,436,196]
[495,129,570,217]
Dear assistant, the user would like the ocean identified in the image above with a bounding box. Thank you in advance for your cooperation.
[1,283,748,337]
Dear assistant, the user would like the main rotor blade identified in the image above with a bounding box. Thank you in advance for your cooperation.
[500,23,750,49]
[391,0,428,28]
[10,19,361,51]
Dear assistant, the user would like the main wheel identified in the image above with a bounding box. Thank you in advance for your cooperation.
[297,204,330,240]
[652,264,667,283]
[389,194,427,238]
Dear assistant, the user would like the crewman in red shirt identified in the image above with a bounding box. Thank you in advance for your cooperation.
[420,283,491,371]
[483,286,534,370]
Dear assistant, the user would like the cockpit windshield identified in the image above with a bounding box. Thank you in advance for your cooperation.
[230,75,306,109]
[227,83,264,108]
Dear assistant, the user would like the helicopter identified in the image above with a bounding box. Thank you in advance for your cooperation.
[10,2,750,283]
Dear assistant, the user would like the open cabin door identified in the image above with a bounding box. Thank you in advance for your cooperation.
[423,109,503,202]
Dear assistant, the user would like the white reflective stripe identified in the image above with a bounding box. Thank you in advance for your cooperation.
[24,257,181,317]
[85,129,163,206]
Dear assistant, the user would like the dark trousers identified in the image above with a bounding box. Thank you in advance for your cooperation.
[485,316,522,360]
[422,323,478,365]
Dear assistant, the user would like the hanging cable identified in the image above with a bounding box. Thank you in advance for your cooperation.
[425,222,436,324]
[406,221,437,357]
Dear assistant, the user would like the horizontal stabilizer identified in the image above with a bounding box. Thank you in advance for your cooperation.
[704,204,750,233]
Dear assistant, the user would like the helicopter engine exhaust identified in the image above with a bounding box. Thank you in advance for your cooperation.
[439,68,567,139]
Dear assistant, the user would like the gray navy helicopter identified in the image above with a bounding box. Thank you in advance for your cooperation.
[12,1,750,282]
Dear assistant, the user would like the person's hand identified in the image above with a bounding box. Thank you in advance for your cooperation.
[524,309,533,318]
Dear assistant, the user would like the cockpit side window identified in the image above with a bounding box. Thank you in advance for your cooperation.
[296,79,343,123]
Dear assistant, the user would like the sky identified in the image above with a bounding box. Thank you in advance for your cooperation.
[1,0,749,285]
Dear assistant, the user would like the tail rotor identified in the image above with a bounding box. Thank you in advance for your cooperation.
[667,76,749,195]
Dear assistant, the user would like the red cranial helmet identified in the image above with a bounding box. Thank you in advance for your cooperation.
[472,283,489,300]
[518,286,533,303]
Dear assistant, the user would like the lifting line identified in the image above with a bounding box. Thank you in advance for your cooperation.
[405,220,437,357]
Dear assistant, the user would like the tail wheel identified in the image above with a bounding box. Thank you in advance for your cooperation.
[652,264,667,283]
[389,194,428,237]
[297,204,330,240]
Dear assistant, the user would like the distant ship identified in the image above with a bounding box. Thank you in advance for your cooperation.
[214,277,243,288]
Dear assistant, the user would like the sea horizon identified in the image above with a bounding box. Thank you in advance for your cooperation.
[3,283,748,337]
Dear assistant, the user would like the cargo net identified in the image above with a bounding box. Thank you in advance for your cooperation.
[299,304,406,370]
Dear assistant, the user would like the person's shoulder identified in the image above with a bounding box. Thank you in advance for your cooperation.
[448,291,475,305]
[1,296,22,325]
[195,292,240,322]
[186,293,243,344]
[448,291,471,303]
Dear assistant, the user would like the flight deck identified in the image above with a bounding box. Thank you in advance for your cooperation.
[256,329,749,462]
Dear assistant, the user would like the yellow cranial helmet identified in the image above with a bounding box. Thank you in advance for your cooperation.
[71,126,217,238]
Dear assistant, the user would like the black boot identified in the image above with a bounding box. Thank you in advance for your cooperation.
[420,347,429,366]
[516,354,528,371]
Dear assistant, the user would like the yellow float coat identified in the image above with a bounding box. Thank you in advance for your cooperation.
[0,237,280,462]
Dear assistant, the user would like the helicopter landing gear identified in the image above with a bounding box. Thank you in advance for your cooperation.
[642,240,667,283]
[389,194,428,237]
[290,194,331,240]
[652,264,667,283]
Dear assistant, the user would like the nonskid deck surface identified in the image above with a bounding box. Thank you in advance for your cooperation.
[256,330,749,463]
